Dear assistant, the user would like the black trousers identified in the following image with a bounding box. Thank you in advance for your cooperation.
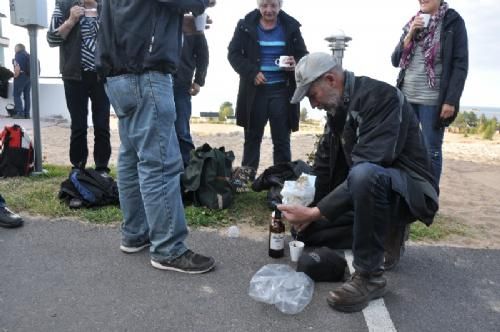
[63,71,111,171]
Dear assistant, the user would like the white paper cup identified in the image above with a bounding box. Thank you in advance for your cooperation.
[194,13,208,31]
[420,13,431,28]
[289,240,305,262]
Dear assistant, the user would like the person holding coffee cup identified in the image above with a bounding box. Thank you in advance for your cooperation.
[228,0,308,176]
[392,0,468,185]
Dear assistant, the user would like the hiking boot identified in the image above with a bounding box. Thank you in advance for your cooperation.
[120,239,151,254]
[326,271,387,313]
[0,206,24,228]
[151,249,215,274]
[383,224,410,271]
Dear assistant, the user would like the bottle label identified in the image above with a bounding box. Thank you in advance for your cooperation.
[270,233,285,250]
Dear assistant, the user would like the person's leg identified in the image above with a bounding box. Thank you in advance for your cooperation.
[327,162,392,312]
[242,88,268,172]
[86,71,111,173]
[411,103,445,184]
[22,78,31,118]
[173,84,195,166]
[268,87,291,165]
[105,72,214,273]
[64,78,89,169]
[295,211,354,249]
[12,76,24,117]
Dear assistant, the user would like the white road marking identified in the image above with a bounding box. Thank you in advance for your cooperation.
[344,250,397,332]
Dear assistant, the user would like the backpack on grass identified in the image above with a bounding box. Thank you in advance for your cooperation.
[0,124,34,177]
[58,168,119,208]
[181,143,235,209]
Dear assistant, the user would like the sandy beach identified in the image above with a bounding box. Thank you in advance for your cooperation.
[4,117,500,249]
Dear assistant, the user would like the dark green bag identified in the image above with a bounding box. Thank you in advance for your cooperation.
[182,143,235,209]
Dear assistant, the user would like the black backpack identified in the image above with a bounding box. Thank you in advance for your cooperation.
[58,168,119,208]
[181,143,235,209]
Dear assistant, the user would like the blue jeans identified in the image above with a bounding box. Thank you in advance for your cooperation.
[242,84,291,171]
[13,73,31,117]
[174,84,195,166]
[0,194,5,208]
[411,103,445,184]
[105,72,188,261]
[346,163,396,273]
[64,71,111,171]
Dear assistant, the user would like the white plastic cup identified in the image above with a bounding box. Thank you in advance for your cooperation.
[274,55,293,68]
[289,240,305,262]
[194,13,208,31]
[227,225,240,238]
[420,13,431,28]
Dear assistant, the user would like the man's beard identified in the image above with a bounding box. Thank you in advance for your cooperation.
[323,90,342,117]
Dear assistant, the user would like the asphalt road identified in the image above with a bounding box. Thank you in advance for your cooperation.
[1,219,499,332]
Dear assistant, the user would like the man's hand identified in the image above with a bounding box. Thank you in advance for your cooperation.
[277,205,321,232]
[254,72,267,85]
[189,83,201,96]
[440,103,455,119]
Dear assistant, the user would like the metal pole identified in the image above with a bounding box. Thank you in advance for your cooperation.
[28,25,43,173]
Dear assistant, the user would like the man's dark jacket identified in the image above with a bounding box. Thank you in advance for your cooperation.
[46,0,103,81]
[314,72,439,226]
[96,0,208,77]
[227,9,308,131]
[391,8,468,127]
[174,33,209,89]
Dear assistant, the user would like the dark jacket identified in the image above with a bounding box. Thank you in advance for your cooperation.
[174,33,209,89]
[96,0,208,77]
[227,9,308,131]
[391,8,468,127]
[47,0,102,81]
[314,72,438,226]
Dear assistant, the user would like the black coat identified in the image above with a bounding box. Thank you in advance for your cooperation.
[227,9,308,131]
[391,8,468,127]
[313,72,438,226]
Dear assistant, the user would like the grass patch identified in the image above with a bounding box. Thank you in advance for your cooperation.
[1,165,272,227]
[409,214,468,241]
[1,166,471,242]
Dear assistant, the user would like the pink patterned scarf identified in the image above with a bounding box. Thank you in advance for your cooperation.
[399,2,449,88]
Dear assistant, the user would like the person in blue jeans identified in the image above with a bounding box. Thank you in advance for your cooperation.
[12,44,31,119]
[96,0,216,274]
[278,53,438,313]
[392,0,468,185]
[174,32,209,166]
[0,194,24,228]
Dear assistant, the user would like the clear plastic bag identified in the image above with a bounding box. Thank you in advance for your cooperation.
[280,173,316,206]
[248,264,314,314]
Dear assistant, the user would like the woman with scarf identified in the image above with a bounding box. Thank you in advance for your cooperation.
[392,0,468,185]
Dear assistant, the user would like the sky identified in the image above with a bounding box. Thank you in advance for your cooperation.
[1,0,499,118]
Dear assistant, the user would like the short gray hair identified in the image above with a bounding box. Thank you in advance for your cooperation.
[257,0,283,8]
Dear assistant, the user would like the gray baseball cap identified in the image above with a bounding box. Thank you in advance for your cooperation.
[290,52,339,104]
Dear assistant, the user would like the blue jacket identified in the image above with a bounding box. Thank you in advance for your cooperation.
[96,0,208,77]
[392,8,468,127]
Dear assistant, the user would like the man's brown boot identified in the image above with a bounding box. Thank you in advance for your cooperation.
[326,271,387,313]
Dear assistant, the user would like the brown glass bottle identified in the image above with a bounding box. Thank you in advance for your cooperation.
[268,208,285,258]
